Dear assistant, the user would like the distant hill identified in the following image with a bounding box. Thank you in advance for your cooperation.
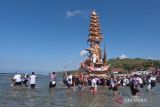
[64,58,160,73]
[108,58,160,71]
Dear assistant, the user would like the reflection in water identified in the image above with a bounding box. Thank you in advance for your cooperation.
[0,74,159,107]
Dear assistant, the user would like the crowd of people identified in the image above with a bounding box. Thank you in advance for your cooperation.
[11,70,158,97]
[62,71,158,96]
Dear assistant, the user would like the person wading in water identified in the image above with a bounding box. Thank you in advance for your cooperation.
[29,72,37,89]
[66,73,72,92]
[12,72,22,86]
[130,74,140,96]
[91,76,97,94]
[49,72,56,88]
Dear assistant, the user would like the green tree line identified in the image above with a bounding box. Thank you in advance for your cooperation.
[108,58,160,71]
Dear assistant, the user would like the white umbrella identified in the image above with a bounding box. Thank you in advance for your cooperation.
[80,50,88,56]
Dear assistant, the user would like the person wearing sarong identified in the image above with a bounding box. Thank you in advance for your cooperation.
[49,72,56,88]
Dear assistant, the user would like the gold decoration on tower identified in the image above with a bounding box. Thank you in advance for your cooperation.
[88,11,103,63]
[81,11,110,74]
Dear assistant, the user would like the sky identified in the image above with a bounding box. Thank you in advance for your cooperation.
[0,0,160,73]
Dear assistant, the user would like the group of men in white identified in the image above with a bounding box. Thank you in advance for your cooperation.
[12,72,37,89]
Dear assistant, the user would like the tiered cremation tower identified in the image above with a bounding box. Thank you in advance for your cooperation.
[81,11,110,74]
[88,11,103,63]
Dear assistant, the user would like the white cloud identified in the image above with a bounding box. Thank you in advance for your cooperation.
[66,10,90,19]
[147,57,152,59]
[119,54,128,59]
[66,10,82,18]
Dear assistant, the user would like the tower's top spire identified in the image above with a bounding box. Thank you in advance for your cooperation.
[92,10,97,15]
[88,10,102,42]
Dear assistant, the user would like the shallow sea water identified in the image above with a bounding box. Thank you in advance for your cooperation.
[0,74,160,107]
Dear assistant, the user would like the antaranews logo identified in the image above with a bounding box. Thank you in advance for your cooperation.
[114,95,148,104]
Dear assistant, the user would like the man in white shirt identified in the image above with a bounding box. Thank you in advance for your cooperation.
[13,72,22,86]
[137,76,143,88]
[30,72,37,89]
[150,75,156,90]
[66,73,72,91]
[91,76,97,94]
